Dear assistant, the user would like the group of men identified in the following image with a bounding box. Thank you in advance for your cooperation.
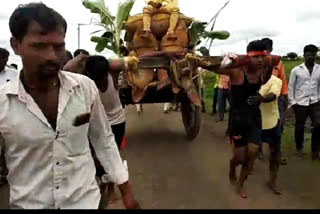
[210,39,320,198]
[0,1,320,209]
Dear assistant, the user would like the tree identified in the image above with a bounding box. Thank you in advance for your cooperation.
[83,0,135,56]
[287,52,298,60]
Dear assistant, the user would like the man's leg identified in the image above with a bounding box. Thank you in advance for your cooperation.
[293,105,309,155]
[263,124,282,194]
[157,68,171,90]
[164,103,170,113]
[201,87,206,113]
[268,143,281,194]
[217,88,225,121]
[311,125,320,160]
[247,142,259,174]
[0,156,8,185]
[258,144,263,160]
[211,87,218,115]
[141,5,155,38]
[136,104,142,113]
[230,146,247,184]
[167,7,179,39]
[278,98,287,165]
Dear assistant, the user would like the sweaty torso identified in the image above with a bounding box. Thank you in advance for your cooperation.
[230,67,261,111]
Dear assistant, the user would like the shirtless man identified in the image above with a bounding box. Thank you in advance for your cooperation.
[85,55,128,207]
[215,40,280,198]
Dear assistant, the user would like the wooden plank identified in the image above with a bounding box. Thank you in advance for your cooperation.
[138,56,171,70]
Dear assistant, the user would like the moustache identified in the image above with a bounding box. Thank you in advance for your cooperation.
[39,61,60,70]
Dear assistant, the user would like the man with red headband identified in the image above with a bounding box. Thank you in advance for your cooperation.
[215,40,280,198]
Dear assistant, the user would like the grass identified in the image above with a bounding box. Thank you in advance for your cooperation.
[202,59,315,155]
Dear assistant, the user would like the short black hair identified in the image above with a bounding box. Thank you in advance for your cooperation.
[303,44,318,54]
[74,49,89,57]
[66,50,73,60]
[9,2,67,41]
[246,40,267,53]
[0,48,9,58]
[261,38,273,50]
[85,55,109,79]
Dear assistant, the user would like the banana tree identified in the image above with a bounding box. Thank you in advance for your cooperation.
[82,0,135,56]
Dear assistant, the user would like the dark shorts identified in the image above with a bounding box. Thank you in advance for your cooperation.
[229,110,262,148]
[91,122,126,178]
[261,121,281,151]
[111,122,126,149]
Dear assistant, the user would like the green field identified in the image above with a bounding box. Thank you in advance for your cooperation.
[202,58,315,157]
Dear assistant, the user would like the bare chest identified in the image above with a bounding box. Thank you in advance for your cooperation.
[28,88,59,130]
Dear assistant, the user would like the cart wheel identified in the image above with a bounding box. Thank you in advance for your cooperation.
[180,94,201,140]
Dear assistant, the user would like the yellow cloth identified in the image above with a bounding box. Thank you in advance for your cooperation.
[146,0,178,8]
[213,74,219,88]
[259,75,282,130]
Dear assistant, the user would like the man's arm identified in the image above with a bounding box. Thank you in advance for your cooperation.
[277,61,289,109]
[87,81,139,209]
[108,56,138,73]
[288,68,297,107]
[248,77,282,106]
[210,68,234,76]
[261,78,282,103]
[63,53,88,74]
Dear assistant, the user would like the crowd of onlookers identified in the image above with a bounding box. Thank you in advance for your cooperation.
[155,39,320,165]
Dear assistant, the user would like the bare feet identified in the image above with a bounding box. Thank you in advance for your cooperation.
[280,157,287,165]
[267,181,282,194]
[237,183,248,198]
[108,191,120,204]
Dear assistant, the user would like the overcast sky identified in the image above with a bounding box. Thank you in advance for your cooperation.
[1,0,320,68]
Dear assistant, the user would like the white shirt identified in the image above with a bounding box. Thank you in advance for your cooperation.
[288,63,320,107]
[0,71,128,209]
[99,73,125,125]
[259,75,282,130]
[0,67,18,86]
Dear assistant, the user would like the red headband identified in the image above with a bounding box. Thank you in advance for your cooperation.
[247,51,268,56]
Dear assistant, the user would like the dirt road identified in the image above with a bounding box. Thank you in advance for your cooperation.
[1,104,319,209]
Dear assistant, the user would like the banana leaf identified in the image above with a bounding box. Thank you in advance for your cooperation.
[202,30,230,40]
[188,21,207,47]
[83,0,115,31]
[115,0,135,34]
[83,0,135,56]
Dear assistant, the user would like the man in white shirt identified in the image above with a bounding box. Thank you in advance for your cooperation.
[288,44,320,160]
[0,48,18,186]
[0,3,139,209]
